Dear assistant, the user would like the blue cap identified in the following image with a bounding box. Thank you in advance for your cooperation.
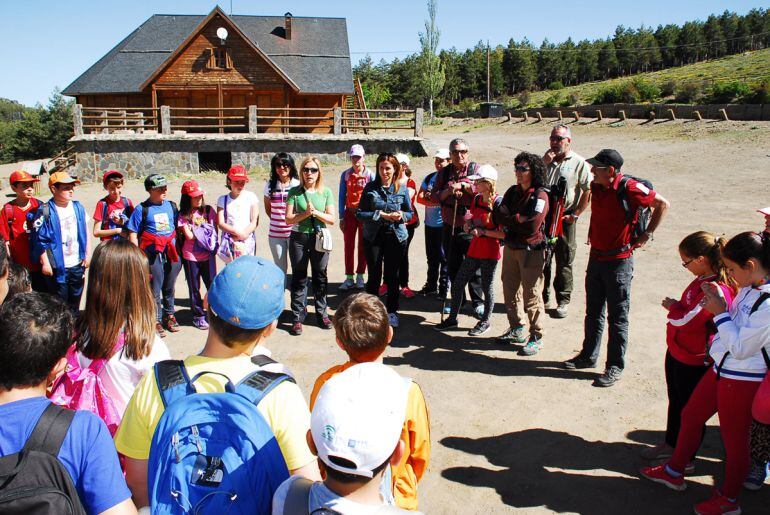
[208,256,285,329]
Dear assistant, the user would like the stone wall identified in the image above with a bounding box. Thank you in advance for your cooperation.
[510,103,770,121]
[74,151,197,182]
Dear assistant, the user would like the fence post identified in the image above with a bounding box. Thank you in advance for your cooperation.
[556,110,563,120]
[619,110,626,121]
[333,107,342,135]
[535,112,543,122]
[596,109,603,121]
[248,105,258,135]
[667,108,676,121]
[73,104,83,136]
[523,112,529,122]
[719,108,729,121]
[100,111,109,134]
[693,110,703,121]
[414,108,424,137]
[160,106,171,135]
[572,111,579,122]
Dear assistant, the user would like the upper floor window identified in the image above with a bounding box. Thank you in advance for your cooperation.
[208,48,232,70]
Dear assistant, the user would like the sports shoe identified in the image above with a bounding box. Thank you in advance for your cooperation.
[355,275,366,289]
[339,277,355,291]
[640,442,674,461]
[319,315,333,330]
[640,464,686,492]
[563,354,597,370]
[192,317,209,331]
[155,322,167,338]
[594,366,623,387]
[552,303,568,319]
[693,489,741,515]
[518,335,543,356]
[388,313,399,328]
[684,462,696,475]
[442,304,451,315]
[163,314,181,333]
[468,320,490,336]
[435,317,458,330]
[417,284,438,296]
[379,284,388,296]
[743,459,768,491]
[497,326,527,344]
[290,322,303,336]
[472,304,485,320]
[401,286,416,299]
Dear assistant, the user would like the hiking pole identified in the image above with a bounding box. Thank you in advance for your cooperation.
[441,198,459,322]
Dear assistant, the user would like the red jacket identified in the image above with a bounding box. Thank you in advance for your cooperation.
[139,232,179,262]
[666,275,734,366]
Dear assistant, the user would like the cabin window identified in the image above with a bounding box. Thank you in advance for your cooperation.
[209,48,232,70]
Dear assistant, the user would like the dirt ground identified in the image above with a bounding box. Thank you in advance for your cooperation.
[33,118,770,514]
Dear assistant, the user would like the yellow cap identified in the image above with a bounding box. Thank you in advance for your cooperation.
[48,171,81,188]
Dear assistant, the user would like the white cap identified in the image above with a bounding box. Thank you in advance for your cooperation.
[758,206,770,216]
[349,144,365,157]
[311,363,409,478]
[434,148,450,160]
[467,164,498,182]
[395,153,410,166]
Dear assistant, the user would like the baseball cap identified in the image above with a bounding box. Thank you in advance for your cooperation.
[144,174,168,191]
[468,164,498,182]
[9,170,40,185]
[181,180,205,198]
[758,207,770,216]
[311,362,410,478]
[586,149,624,170]
[49,171,80,188]
[434,149,450,160]
[349,144,365,157]
[395,153,410,166]
[102,170,123,184]
[227,165,249,182]
[207,256,285,329]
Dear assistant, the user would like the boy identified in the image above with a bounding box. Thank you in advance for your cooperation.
[0,292,135,514]
[273,362,419,514]
[115,256,320,510]
[338,144,374,291]
[309,293,430,510]
[93,170,134,241]
[416,149,450,300]
[30,171,91,311]
[126,174,181,336]
[0,170,46,292]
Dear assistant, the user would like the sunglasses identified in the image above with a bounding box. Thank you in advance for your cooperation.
[302,167,319,174]
[451,149,469,155]
[276,162,290,168]
[550,135,568,142]
[514,165,531,172]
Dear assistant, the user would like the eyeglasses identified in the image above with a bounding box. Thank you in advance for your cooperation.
[451,149,469,155]
[681,258,696,268]
[514,165,531,172]
[302,167,319,174]
[276,162,290,168]
[550,135,568,142]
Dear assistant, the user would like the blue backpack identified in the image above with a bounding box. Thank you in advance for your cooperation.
[148,358,293,514]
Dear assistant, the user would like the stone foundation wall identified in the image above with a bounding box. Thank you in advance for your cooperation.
[74,151,198,182]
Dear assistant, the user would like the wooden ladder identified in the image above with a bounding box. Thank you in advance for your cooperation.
[344,77,370,134]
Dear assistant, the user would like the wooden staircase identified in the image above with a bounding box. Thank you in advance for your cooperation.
[344,77,370,134]
[47,145,76,174]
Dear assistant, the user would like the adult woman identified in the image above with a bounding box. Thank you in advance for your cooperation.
[264,152,300,278]
[494,152,550,356]
[357,153,414,328]
[285,156,336,336]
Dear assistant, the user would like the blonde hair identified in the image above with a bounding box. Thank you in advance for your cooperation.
[298,156,323,190]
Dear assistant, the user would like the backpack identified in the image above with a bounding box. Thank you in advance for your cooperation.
[617,175,654,243]
[48,334,125,437]
[0,403,87,515]
[715,292,770,380]
[138,200,178,239]
[3,199,40,242]
[147,357,294,514]
[282,478,411,515]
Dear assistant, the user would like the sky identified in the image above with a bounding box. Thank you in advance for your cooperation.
[0,0,763,106]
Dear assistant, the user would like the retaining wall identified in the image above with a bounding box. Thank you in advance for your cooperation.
[510,103,770,121]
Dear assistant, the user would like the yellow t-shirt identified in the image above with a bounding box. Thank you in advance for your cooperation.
[114,354,315,471]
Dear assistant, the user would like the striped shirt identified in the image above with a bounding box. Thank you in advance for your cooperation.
[263,179,300,239]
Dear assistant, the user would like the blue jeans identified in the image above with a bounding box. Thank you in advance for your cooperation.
[148,252,182,321]
[46,264,85,311]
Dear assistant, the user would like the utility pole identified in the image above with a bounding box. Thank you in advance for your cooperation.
[486,40,491,102]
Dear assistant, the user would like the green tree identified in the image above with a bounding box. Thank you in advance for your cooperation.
[597,39,619,79]
[537,39,562,88]
[418,0,445,120]
[439,48,462,105]
[575,39,599,82]
[655,24,681,67]
[703,15,726,58]
[559,37,578,85]
[502,39,536,94]
[677,21,705,64]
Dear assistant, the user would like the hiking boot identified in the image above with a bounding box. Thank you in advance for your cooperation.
[417,284,437,296]
[518,335,543,356]
[355,275,366,289]
[497,326,526,344]
[388,313,400,328]
[640,442,674,461]
[289,322,303,336]
[401,286,416,299]
[743,459,769,491]
[163,315,181,333]
[155,322,167,338]
[435,317,458,331]
[378,284,388,296]
[552,303,568,319]
[468,320,490,336]
[319,315,333,330]
[192,316,209,331]
[640,464,686,492]
[693,489,741,515]
[563,354,596,370]
[339,277,355,291]
[594,366,623,387]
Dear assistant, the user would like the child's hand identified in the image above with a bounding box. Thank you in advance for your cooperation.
[42,262,53,276]
[700,282,727,315]
[661,297,677,309]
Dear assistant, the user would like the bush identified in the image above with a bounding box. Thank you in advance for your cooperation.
[675,81,701,103]
[593,84,623,104]
[661,80,677,97]
[547,81,565,91]
[458,97,476,117]
[742,80,770,104]
[710,81,751,103]
[620,82,640,104]
[633,79,661,102]
[516,90,531,107]
[543,94,560,108]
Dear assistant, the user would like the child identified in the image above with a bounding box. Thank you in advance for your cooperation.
[416,149,451,300]
[641,231,770,515]
[309,293,430,510]
[217,164,259,263]
[31,171,91,311]
[0,170,45,292]
[178,180,217,330]
[6,262,31,301]
[0,292,135,514]
[92,170,134,241]
[396,153,420,298]
[264,152,300,278]
[126,174,181,337]
[115,256,319,510]
[275,362,419,514]
[0,242,8,304]
[338,144,373,291]
[640,232,736,467]
[436,165,504,337]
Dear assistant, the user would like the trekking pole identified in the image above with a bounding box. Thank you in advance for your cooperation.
[441,198,459,322]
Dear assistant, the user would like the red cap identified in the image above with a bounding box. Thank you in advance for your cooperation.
[227,165,249,182]
[181,180,205,198]
[9,171,40,185]
[102,170,123,184]
[758,207,770,216]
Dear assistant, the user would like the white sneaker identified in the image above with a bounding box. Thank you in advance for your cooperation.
[355,275,366,289]
[339,278,355,291]
[388,313,399,327]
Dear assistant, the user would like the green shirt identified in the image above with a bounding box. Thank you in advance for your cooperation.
[286,186,334,234]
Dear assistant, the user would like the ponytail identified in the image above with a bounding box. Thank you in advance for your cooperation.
[679,231,738,293]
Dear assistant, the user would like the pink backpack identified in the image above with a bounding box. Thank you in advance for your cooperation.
[49,334,124,436]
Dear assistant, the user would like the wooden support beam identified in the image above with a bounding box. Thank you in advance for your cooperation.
[73,104,83,136]
[693,110,702,120]
[160,106,171,135]
[719,108,729,121]
[667,109,676,120]
[596,109,603,121]
[535,112,543,122]
[333,107,342,135]
[248,105,257,135]
[414,108,424,137]
[619,110,626,121]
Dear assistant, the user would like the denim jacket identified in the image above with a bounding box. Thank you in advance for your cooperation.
[356,181,413,243]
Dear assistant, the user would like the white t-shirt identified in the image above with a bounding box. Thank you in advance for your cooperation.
[76,334,170,415]
[54,203,89,268]
[217,190,259,233]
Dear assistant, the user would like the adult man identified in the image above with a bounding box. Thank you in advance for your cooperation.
[431,138,484,318]
[416,149,451,300]
[338,144,374,291]
[542,124,592,318]
[564,149,669,387]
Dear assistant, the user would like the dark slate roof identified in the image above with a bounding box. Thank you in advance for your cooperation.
[63,13,353,96]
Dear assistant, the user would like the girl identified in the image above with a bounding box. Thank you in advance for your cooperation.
[396,153,419,299]
[217,165,259,263]
[356,153,414,328]
[642,231,770,515]
[640,232,736,467]
[436,165,504,336]
[285,156,336,336]
[178,180,217,330]
[263,152,300,279]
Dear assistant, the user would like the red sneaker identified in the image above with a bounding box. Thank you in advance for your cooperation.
[378,284,387,296]
[401,286,416,299]
[640,464,686,491]
[693,490,741,515]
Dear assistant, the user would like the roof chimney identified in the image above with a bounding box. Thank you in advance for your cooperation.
[284,12,292,40]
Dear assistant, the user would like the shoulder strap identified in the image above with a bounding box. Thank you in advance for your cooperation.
[283,477,313,515]
[236,369,296,407]
[22,403,75,457]
[100,197,110,229]
[154,360,191,409]
[250,354,278,368]
[170,201,179,226]
[616,175,635,221]
[3,204,15,240]
[137,201,150,239]
[42,202,50,220]
[750,292,770,315]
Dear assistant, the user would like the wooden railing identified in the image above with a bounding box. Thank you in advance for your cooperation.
[75,106,159,134]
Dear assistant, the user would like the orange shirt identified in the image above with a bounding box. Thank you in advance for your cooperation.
[310,361,431,511]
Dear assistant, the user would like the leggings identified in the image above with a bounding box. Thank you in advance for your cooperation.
[668,369,760,499]
[664,351,709,450]
[449,257,497,322]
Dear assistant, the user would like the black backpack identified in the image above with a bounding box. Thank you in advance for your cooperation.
[617,175,653,242]
[0,404,87,514]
